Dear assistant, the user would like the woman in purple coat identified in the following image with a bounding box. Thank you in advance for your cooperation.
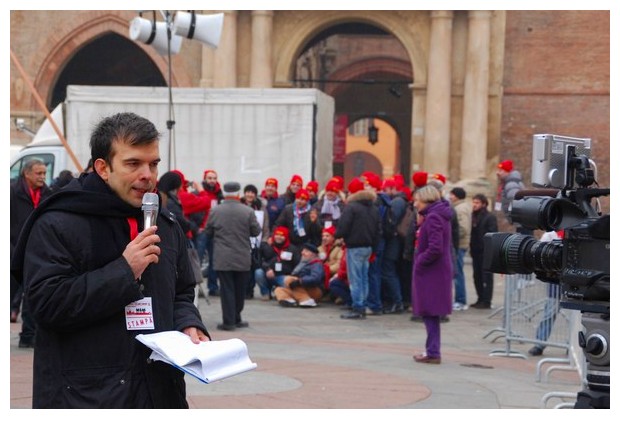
[411,185,453,364]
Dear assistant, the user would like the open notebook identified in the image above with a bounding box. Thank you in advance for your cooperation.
[136,331,257,384]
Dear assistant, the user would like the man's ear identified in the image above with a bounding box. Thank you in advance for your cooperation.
[93,158,109,182]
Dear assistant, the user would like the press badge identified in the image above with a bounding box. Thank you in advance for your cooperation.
[324,221,332,228]
[125,297,155,330]
[494,202,502,212]
[275,262,283,272]
[280,251,292,261]
[298,228,306,237]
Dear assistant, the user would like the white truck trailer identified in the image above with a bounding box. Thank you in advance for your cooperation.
[11,85,335,188]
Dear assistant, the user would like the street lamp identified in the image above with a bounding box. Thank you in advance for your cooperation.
[368,118,379,145]
[129,10,224,169]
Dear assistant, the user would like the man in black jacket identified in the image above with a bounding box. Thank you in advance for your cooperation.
[335,177,381,319]
[10,158,52,346]
[11,112,209,408]
[469,194,498,309]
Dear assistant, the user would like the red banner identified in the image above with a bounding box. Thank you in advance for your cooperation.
[333,114,348,163]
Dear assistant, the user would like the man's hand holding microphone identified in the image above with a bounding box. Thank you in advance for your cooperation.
[123,192,161,280]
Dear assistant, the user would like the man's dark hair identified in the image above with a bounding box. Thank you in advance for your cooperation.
[472,193,488,206]
[90,112,160,166]
[450,187,466,200]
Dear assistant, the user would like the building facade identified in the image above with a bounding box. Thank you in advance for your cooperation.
[10,10,610,198]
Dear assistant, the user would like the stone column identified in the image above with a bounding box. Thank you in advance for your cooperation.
[423,10,454,176]
[410,83,427,175]
[250,10,274,88]
[213,10,237,87]
[460,10,491,180]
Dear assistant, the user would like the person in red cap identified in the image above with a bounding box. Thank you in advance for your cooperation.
[412,171,429,190]
[313,179,345,228]
[495,159,531,234]
[192,169,223,296]
[283,174,304,205]
[254,226,301,300]
[318,225,344,299]
[274,188,322,247]
[335,177,381,319]
[261,177,286,234]
[306,180,319,205]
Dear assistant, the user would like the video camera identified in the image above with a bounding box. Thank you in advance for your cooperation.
[483,134,610,408]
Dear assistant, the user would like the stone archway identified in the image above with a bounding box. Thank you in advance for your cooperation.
[31,11,193,110]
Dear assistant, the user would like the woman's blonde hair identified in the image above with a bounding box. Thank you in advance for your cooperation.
[414,185,441,204]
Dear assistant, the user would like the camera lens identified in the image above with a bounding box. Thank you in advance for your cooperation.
[483,232,563,275]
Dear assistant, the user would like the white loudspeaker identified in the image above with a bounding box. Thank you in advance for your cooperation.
[129,16,183,56]
[173,11,224,48]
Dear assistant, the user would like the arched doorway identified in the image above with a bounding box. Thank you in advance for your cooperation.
[50,32,166,110]
[293,21,413,185]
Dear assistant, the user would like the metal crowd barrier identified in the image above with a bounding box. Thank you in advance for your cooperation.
[485,274,586,408]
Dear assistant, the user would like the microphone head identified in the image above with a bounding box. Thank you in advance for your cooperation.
[142,192,159,210]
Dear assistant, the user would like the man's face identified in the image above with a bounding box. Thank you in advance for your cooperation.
[496,168,508,180]
[205,172,218,187]
[301,248,315,261]
[325,190,337,201]
[448,193,457,204]
[472,198,484,212]
[24,164,47,189]
[96,140,160,208]
[273,232,286,245]
[296,195,308,208]
[265,184,277,196]
[244,191,256,203]
[321,232,334,246]
[289,182,302,194]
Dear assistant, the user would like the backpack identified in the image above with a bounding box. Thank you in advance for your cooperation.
[378,194,397,239]
[397,202,415,238]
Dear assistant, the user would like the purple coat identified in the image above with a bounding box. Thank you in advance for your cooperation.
[412,199,453,316]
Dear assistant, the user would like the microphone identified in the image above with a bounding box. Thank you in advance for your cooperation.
[142,192,159,230]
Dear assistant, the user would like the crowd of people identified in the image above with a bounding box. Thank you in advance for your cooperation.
[11,111,547,408]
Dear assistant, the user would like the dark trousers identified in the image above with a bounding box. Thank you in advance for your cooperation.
[471,250,493,304]
[205,236,219,293]
[217,270,249,326]
[13,284,36,344]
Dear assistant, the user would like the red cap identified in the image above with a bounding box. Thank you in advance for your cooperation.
[347,177,365,194]
[382,178,397,190]
[361,171,382,191]
[306,180,319,193]
[392,174,405,189]
[290,174,304,186]
[429,173,446,184]
[295,189,310,200]
[498,159,514,172]
[203,169,217,180]
[265,177,278,188]
[412,171,428,188]
[273,226,289,238]
[325,179,341,193]
[323,225,336,236]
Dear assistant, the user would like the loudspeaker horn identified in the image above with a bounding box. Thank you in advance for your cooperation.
[129,16,183,56]
[173,11,224,48]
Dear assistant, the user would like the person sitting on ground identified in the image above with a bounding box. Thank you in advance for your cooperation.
[254,226,301,300]
[274,242,325,308]
[328,245,351,307]
[318,225,344,302]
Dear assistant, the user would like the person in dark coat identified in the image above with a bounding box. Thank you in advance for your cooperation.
[10,158,53,345]
[157,171,196,237]
[10,112,209,408]
[274,242,325,308]
[412,185,453,364]
[261,177,286,234]
[254,226,301,300]
[334,177,381,319]
[469,193,498,309]
[275,188,322,247]
[205,181,261,331]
